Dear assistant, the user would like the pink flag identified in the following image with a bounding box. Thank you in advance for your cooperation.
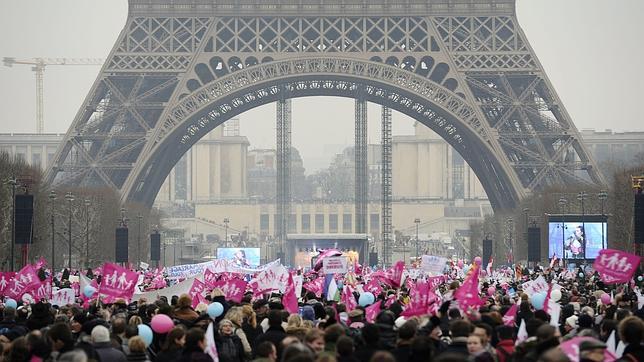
[212,278,248,303]
[33,276,52,301]
[6,265,41,298]
[314,249,343,271]
[384,293,397,308]
[188,278,208,308]
[365,301,381,322]
[385,261,405,288]
[303,277,325,298]
[341,284,357,312]
[401,280,440,317]
[364,279,382,296]
[549,253,558,268]
[34,257,47,270]
[282,273,299,314]
[203,269,219,288]
[503,303,519,326]
[99,263,139,300]
[593,249,640,284]
[560,337,616,362]
[454,263,483,311]
[0,272,16,295]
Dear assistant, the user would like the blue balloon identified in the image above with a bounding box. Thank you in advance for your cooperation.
[638,276,643,282]
[463,265,470,275]
[207,302,224,319]
[358,292,375,307]
[337,280,344,289]
[531,292,546,310]
[137,324,153,347]
[4,298,17,309]
[83,285,96,298]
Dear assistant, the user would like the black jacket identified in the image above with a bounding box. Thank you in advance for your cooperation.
[253,326,287,358]
[441,337,469,357]
[155,348,182,362]
[375,323,397,351]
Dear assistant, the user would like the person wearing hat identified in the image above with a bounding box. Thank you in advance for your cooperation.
[253,299,269,326]
[92,324,127,362]
[579,338,607,362]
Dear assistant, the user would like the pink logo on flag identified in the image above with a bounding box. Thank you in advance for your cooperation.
[593,249,640,284]
[282,273,299,314]
[303,277,325,298]
[188,278,208,308]
[99,263,139,300]
[213,278,247,303]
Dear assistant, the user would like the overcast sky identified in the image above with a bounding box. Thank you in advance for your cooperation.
[1,0,643,173]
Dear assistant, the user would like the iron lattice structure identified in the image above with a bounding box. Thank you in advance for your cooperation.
[45,0,605,212]
[381,106,393,266]
[355,98,368,234]
[276,96,291,256]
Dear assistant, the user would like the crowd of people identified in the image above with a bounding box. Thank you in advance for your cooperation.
[1,261,644,362]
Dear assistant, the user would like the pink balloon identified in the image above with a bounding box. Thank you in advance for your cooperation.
[474,257,482,266]
[600,293,611,305]
[151,314,174,334]
[487,286,495,296]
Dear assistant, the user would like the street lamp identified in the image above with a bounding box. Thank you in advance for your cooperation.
[523,208,529,264]
[137,214,143,267]
[65,191,75,271]
[6,177,18,271]
[558,197,568,268]
[84,199,91,269]
[414,218,420,259]
[598,190,608,250]
[223,218,230,248]
[49,190,57,271]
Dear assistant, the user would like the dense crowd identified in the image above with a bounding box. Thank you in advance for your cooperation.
[1,261,644,362]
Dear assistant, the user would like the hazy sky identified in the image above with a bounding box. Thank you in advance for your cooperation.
[1,0,643,173]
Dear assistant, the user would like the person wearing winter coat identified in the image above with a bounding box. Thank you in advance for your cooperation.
[127,336,151,362]
[155,327,186,362]
[180,328,215,362]
[215,319,246,362]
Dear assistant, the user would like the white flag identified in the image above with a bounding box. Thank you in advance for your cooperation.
[205,322,219,362]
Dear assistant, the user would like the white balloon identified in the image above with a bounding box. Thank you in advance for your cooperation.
[550,289,562,302]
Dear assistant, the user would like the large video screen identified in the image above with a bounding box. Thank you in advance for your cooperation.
[548,216,607,260]
[217,248,261,267]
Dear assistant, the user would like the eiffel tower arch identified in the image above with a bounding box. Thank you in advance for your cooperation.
[45,0,605,211]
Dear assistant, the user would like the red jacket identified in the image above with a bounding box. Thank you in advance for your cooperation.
[496,339,515,362]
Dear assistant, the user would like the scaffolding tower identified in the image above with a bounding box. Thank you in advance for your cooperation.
[276,95,291,261]
[381,106,392,266]
[355,96,368,235]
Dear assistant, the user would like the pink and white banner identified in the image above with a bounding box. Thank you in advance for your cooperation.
[188,278,208,308]
[282,273,299,314]
[249,262,289,293]
[560,337,616,362]
[51,288,76,307]
[303,276,325,298]
[0,272,16,295]
[100,263,139,300]
[365,301,381,323]
[593,249,640,284]
[212,278,247,303]
[5,265,41,299]
[33,276,52,301]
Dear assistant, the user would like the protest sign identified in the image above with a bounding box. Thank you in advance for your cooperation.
[323,257,348,274]
[51,288,75,306]
[100,263,139,300]
[421,255,448,275]
[593,249,640,284]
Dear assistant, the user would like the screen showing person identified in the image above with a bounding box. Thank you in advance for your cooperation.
[547,221,606,260]
[216,248,261,267]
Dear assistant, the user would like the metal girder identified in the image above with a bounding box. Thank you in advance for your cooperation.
[355,95,368,234]
[381,106,392,266]
[276,95,291,256]
[45,1,605,214]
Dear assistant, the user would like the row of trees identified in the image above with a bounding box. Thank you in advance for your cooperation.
[470,158,644,264]
[0,152,160,271]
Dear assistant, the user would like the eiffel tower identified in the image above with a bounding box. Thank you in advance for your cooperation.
[45,0,605,213]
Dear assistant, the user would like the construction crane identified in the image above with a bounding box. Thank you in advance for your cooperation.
[3,57,104,133]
